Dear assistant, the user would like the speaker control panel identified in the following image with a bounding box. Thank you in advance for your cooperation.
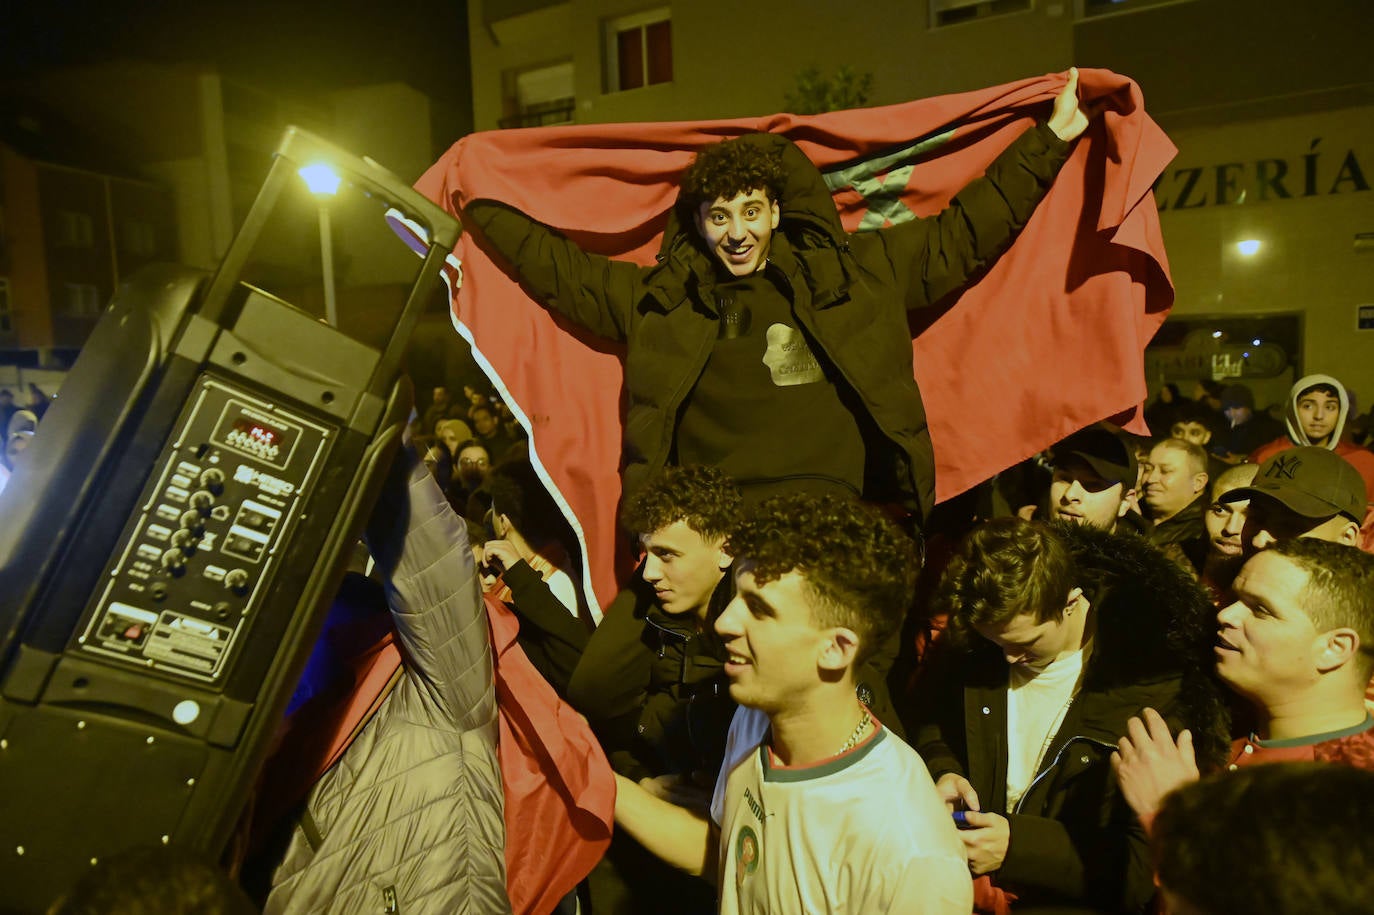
[75,376,333,686]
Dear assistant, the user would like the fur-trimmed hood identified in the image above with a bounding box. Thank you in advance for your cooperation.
[1053,520,1231,763]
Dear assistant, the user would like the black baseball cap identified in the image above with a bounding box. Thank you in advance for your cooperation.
[1051,425,1138,488]
[1220,447,1365,522]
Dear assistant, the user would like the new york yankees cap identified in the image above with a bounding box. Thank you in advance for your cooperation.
[1220,446,1366,522]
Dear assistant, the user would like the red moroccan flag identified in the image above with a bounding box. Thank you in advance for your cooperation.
[412,69,1175,610]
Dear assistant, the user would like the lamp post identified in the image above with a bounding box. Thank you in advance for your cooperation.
[297,163,342,327]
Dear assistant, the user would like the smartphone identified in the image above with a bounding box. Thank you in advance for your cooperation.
[951,810,977,830]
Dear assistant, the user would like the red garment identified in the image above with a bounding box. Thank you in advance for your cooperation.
[414,70,1176,608]
[1228,717,1374,770]
[257,605,614,915]
[485,593,615,915]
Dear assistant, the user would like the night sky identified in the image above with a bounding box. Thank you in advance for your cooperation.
[2,0,473,131]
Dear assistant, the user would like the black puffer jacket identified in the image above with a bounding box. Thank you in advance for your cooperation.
[466,124,1069,517]
[910,522,1228,914]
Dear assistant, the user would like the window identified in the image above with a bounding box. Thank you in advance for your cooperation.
[931,0,1032,27]
[0,277,11,335]
[605,8,671,92]
[500,61,576,129]
[64,283,102,317]
[124,219,157,256]
[1077,0,1193,18]
[56,210,94,247]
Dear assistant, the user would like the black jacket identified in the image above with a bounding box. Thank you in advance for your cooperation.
[910,523,1228,914]
[565,573,736,782]
[500,558,590,698]
[466,124,1069,518]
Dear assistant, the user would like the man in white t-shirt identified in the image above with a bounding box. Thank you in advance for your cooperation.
[612,493,971,914]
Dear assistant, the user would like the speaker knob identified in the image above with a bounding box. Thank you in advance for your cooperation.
[161,549,187,576]
[199,468,226,495]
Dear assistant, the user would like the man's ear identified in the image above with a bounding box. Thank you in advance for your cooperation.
[769,199,780,231]
[1192,472,1209,496]
[818,627,860,674]
[1338,520,1361,547]
[717,547,733,573]
[1316,628,1360,673]
[1118,489,1138,518]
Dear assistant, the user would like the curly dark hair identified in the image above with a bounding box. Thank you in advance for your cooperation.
[680,136,788,208]
[621,464,743,542]
[726,493,919,665]
[935,518,1081,646]
[485,458,564,546]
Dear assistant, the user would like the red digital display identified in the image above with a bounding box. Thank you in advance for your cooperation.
[227,416,285,448]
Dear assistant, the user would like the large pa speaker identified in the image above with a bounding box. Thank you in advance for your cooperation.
[0,126,460,911]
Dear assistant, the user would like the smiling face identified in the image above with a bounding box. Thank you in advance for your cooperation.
[1296,391,1340,445]
[1214,551,1324,704]
[1143,442,1207,521]
[695,189,780,277]
[640,520,729,620]
[715,568,835,714]
[1049,458,1129,530]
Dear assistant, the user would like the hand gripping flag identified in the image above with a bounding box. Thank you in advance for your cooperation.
[412,69,1176,612]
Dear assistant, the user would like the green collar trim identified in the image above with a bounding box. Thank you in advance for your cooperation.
[1254,713,1374,748]
[761,726,886,783]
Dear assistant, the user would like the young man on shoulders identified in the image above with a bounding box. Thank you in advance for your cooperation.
[613,494,971,914]
[465,75,1090,518]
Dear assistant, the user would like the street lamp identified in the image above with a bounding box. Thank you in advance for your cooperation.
[298,163,341,326]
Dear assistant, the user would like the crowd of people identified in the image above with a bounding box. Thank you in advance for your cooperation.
[0,383,49,495]
[20,69,1374,915]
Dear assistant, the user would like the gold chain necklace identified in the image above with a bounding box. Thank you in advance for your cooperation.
[838,705,872,754]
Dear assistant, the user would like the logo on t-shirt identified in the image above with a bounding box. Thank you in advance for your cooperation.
[735,825,760,891]
[763,323,824,386]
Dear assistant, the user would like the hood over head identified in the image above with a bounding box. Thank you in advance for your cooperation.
[1284,373,1349,449]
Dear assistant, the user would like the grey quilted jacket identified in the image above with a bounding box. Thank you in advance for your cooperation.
[265,457,511,914]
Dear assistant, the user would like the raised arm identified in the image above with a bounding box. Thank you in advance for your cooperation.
[464,199,645,342]
[365,449,494,731]
[876,70,1089,308]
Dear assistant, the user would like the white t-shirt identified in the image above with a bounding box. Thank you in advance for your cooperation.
[710,706,972,915]
[1005,645,1090,810]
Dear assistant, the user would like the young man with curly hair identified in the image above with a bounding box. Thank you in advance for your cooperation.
[908,517,1226,914]
[566,464,743,914]
[613,493,972,914]
[464,75,1090,519]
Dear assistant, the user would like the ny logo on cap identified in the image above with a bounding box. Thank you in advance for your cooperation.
[1266,455,1302,480]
